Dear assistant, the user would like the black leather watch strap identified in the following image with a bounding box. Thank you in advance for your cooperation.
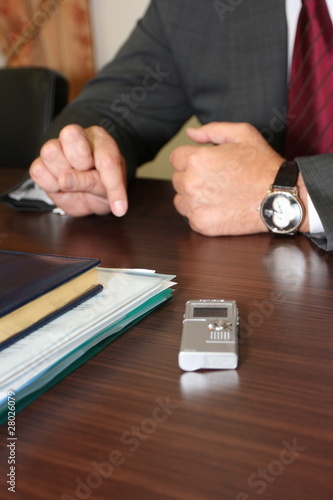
[273,161,299,189]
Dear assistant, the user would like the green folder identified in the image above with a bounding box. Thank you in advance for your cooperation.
[0,269,176,423]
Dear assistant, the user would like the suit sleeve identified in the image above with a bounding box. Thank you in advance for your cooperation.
[42,0,192,180]
[297,154,333,251]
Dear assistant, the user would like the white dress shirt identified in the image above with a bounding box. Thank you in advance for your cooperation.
[286,0,333,233]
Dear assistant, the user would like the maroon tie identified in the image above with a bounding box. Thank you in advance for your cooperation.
[285,0,333,159]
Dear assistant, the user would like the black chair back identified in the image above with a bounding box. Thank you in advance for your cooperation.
[0,67,68,169]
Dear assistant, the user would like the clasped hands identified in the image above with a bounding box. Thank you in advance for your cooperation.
[30,121,305,235]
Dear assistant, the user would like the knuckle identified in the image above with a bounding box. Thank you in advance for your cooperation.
[29,159,43,179]
[82,171,98,191]
[40,140,61,160]
[89,125,107,138]
[59,123,82,139]
[187,151,201,170]
[191,215,218,237]
[187,147,212,170]
[239,122,254,134]
[98,150,122,173]
[183,177,200,198]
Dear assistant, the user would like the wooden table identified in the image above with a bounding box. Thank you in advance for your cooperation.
[0,168,333,500]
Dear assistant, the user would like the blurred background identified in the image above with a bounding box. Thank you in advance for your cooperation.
[0,0,198,179]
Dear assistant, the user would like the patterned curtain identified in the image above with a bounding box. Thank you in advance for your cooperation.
[0,0,95,100]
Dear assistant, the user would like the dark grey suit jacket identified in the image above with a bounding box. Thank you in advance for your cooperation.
[48,0,333,250]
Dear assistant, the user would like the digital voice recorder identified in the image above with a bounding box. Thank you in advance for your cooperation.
[179,300,239,371]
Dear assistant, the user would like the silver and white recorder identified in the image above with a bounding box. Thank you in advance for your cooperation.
[179,300,239,371]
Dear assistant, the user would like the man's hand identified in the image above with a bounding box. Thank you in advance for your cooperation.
[29,124,128,217]
[170,121,305,236]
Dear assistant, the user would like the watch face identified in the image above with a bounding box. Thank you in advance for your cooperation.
[260,191,303,234]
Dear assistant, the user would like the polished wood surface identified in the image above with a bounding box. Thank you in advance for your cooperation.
[0,168,333,500]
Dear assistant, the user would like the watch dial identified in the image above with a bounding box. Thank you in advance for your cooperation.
[261,192,303,234]
[272,195,296,229]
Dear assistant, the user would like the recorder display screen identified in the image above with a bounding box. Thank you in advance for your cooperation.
[193,307,228,318]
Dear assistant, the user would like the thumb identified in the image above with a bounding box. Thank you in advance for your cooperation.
[187,122,259,145]
[59,168,128,217]
[59,169,107,197]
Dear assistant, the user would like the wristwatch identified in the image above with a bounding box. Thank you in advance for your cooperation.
[259,161,304,235]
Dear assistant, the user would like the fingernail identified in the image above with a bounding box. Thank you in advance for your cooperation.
[112,200,127,217]
[61,172,76,190]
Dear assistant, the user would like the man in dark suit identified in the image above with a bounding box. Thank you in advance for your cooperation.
[29,0,333,250]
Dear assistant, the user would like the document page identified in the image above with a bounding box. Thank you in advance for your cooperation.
[0,268,176,417]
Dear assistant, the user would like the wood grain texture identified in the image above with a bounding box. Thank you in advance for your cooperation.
[0,168,332,500]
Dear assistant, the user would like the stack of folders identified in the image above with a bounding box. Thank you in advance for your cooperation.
[0,250,176,423]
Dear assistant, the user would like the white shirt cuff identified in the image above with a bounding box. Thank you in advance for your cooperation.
[307,194,324,233]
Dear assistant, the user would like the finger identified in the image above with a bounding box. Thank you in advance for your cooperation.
[58,168,108,198]
[47,191,112,217]
[173,193,188,217]
[58,125,128,217]
[171,169,186,194]
[187,122,263,145]
[39,138,73,178]
[59,124,95,171]
[87,126,128,217]
[96,153,128,217]
[169,145,201,172]
[29,157,61,193]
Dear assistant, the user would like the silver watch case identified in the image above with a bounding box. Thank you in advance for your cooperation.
[260,187,304,235]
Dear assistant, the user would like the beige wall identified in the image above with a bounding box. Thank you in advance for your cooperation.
[136,117,200,180]
[90,0,150,69]
[90,0,198,180]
